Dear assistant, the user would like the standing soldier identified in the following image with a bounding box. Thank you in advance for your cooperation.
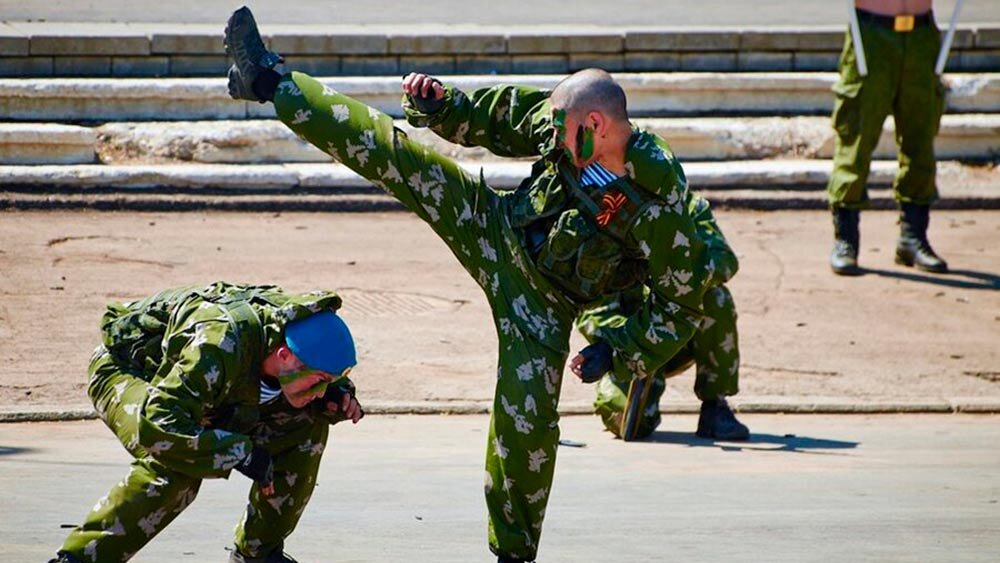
[828,0,949,275]
[49,282,363,563]
[577,190,748,441]
[224,7,714,561]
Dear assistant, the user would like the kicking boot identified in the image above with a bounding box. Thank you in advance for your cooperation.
[830,207,862,276]
[696,398,750,441]
[895,203,949,273]
[224,6,284,102]
[228,546,299,563]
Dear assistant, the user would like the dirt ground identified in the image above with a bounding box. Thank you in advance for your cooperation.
[1,209,998,412]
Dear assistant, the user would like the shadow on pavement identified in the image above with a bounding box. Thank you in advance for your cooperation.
[0,445,34,456]
[645,431,859,455]
[865,268,1000,290]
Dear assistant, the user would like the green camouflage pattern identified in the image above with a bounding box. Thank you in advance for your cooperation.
[578,192,741,439]
[273,71,711,560]
[827,18,944,208]
[59,282,350,561]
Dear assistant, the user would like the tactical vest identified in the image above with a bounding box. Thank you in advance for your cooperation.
[510,157,654,303]
[100,283,275,379]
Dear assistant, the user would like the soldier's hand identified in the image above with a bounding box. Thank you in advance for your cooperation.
[323,385,365,424]
[402,72,445,113]
[234,446,275,496]
[571,340,614,383]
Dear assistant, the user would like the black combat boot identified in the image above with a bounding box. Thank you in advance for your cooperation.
[224,6,284,103]
[498,556,532,563]
[895,203,948,273]
[696,398,750,441]
[830,207,862,276]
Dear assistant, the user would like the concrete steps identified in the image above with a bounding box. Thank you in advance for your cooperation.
[2,160,996,211]
[0,123,96,165]
[7,114,1000,164]
[3,73,1000,121]
[2,70,996,211]
[1,22,997,78]
[88,114,1000,164]
[2,114,998,166]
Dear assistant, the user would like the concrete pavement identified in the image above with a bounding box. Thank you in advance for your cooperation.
[3,414,999,562]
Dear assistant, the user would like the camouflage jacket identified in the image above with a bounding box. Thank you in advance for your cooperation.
[689,191,739,287]
[404,84,715,379]
[100,282,348,479]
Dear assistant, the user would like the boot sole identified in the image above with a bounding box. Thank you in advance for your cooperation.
[223,7,269,102]
[895,255,948,274]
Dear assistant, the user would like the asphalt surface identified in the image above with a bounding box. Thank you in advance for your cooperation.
[4,414,999,562]
[1,0,994,27]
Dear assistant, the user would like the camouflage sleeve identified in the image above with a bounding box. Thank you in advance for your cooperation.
[689,193,739,286]
[402,83,552,157]
[597,192,711,381]
[137,320,252,479]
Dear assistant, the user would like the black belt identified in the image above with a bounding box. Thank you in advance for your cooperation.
[857,9,934,32]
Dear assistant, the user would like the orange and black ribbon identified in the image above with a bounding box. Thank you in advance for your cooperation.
[595,191,627,227]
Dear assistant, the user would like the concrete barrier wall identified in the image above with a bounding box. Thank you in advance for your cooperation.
[1,25,997,77]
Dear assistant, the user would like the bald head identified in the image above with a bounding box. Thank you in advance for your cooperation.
[550,68,628,122]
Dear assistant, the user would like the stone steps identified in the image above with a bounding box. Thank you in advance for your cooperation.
[3,73,1000,122]
[0,22,1000,77]
[1,22,997,78]
[94,114,1000,165]
[4,114,997,166]
[0,123,97,165]
[2,160,996,212]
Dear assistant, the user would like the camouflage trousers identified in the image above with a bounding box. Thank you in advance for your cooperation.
[275,71,579,560]
[578,285,739,439]
[58,349,329,562]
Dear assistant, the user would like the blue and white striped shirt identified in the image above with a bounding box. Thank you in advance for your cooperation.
[580,162,620,188]
[260,380,282,404]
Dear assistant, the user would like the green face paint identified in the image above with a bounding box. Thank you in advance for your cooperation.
[303,378,331,398]
[576,124,595,162]
[553,108,594,163]
[552,108,568,147]
[277,367,314,386]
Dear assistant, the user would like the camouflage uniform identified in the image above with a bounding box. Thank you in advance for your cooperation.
[272,72,711,560]
[578,192,741,439]
[59,282,353,562]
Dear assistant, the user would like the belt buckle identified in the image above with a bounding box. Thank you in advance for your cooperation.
[894,14,915,32]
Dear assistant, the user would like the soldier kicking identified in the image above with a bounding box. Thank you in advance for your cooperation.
[49,282,363,563]
[225,6,730,561]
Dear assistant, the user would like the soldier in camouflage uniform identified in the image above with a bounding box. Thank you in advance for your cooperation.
[577,190,748,441]
[50,282,363,563]
[225,7,717,561]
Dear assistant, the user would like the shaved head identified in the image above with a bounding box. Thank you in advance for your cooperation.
[550,68,628,122]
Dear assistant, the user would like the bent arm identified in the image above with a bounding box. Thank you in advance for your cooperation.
[598,199,711,380]
[138,326,252,479]
[403,82,553,158]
